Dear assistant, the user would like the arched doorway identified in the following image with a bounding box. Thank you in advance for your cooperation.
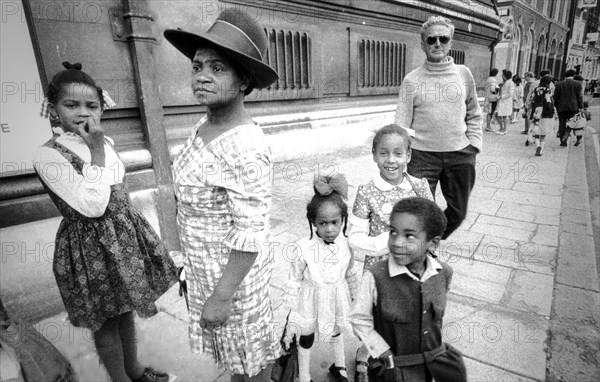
[555,41,563,78]
[535,35,545,75]
[522,29,533,73]
[547,39,557,77]
[511,25,521,73]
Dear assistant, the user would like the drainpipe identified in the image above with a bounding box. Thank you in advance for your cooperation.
[117,0,181,250]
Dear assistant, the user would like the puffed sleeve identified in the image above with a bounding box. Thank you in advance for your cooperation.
[283,241,307,310]
[352,184,370,220]
[31,143,116,217]
[215,132,273,253]
[349,184,389,259]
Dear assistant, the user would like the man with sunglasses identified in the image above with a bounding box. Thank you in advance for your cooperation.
[394,16,482,240]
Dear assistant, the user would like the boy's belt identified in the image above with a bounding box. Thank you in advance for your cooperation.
[386,344,447,367]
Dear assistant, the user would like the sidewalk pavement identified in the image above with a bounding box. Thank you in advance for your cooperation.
[35,107,600,382]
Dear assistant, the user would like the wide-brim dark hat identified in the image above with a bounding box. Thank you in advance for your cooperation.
[164,8,278,89]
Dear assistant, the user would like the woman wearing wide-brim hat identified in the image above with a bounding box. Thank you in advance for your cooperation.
[164,9,279,381]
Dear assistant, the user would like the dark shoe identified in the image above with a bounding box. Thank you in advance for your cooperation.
[525,140,530,146]
[355,361,369,382]
[521,131,528,135]
[329,364,349,382]
[560,141,568,147]
[133,367,169,382]
[574,137,582,146]
[535,147,542,156]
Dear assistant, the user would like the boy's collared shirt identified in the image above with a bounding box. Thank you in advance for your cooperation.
[350,254,443,358]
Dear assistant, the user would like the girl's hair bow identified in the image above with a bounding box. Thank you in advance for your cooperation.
[314,173,348,199]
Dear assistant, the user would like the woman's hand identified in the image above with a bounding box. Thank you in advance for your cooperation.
[200,293,233,329]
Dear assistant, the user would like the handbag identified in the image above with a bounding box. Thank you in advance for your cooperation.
[271,312,298,382]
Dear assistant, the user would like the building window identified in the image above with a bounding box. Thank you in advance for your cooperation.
[449,49,466,65]
[358,39,406,88]
[265,28,312,91]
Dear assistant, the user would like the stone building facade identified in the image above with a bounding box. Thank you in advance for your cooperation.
[495,0,576,78]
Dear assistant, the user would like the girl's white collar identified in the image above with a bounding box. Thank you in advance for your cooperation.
[52,126,79,138]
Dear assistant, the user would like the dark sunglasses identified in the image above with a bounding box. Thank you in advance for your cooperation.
[425,35,451,45]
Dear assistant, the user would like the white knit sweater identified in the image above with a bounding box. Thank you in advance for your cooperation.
[394,57,483,152]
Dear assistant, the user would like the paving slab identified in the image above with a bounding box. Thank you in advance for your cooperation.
[556,232,599,291]
[445,304,548,381]
[562,189,591,211]
[496,202,561,226]
[530,224,559,247]
[505,270,554,317]
[492,189,562,208]
[469,185,498,199]
[546,323,600,382]
[477,215,538,232]
[463,357,538,382]
[511,181,563,196]
[552,284,600,327]
[451,260,513,303]
[470,235,556,275]
[469,221,532,242]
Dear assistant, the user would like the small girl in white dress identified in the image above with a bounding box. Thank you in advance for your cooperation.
[284,174,359,382]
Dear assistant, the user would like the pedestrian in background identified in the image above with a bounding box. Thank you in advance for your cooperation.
[521,71,536,135]
[528,75,556,156]
[164,9,280,381]
[348,124,433,382]
[394,15,482,240]
[554,69,583,146]
[511,74,523,123]
[496,69,514,135]
[484,68,501,132]
[350,197,467,382]
[283,174,359,382]
[32,62,177,382]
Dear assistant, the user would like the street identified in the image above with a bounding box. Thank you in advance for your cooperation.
[22,105,600,381]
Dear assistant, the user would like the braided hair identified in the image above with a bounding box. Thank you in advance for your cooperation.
[306,176,348,240]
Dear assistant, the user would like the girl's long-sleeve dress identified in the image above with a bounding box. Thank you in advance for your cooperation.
[286,235,357,339]
[32,127,177,331]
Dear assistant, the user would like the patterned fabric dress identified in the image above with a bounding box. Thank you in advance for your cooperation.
[36,138,178,331]
[351,173,433,270]
[173,120,279,377]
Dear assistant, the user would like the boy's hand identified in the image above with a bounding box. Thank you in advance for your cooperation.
[379,349,394,359]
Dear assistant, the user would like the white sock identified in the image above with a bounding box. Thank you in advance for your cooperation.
[356,345,369,372]
[298,346,312,382]
[332,335,348,378]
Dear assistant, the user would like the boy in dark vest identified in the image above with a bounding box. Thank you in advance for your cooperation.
[350,197,467,382]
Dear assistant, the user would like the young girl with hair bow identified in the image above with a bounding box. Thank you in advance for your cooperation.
[283,174,359,382]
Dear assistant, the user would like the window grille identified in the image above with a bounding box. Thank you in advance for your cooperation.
[358,39,406,88]
[265,28,312,90]
[449,49,465,65]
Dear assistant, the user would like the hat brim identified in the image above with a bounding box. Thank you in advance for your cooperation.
[164,29,279,90]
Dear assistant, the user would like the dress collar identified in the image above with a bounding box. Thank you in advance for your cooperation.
[388,254,442,282]
[52,126,79,138]
[373,172,414,192]
[314,233,339,246]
